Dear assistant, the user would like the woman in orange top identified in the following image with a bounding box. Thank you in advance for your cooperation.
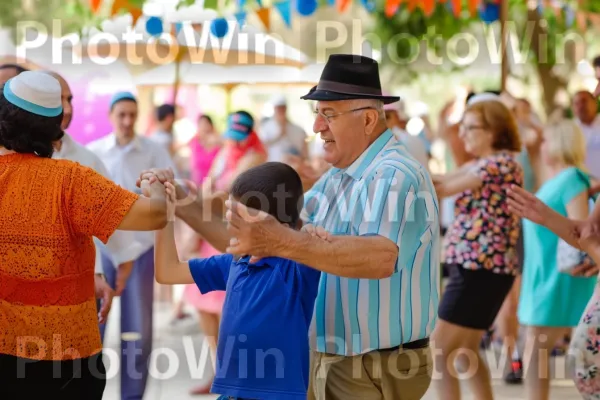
[0,72,168,399]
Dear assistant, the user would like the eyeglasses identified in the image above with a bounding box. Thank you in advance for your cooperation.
[313,106,374,124]
[460,124,487,133]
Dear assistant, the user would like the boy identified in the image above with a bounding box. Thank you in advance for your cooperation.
[156,162,321,400]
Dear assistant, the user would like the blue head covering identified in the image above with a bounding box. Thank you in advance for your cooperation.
[223,111,254,141]
[110,91,137,109]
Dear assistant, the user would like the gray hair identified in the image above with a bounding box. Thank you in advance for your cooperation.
[351,99,385,119]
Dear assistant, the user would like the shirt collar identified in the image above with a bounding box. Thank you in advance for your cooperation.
[235,256,277,269]
[108,133,143,151]
[341,129,394,181]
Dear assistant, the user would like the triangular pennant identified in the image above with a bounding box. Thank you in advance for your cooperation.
[336,0,351,13]
[385,0,402,18]
[422,0,435,15]
[192,23,203,33]
[111,0,143,25]
[234,10,247,26]
[256,0,263,7]
[274,0,292,27]
[204,0,219,10]
[467,0,479,15]
[407,0,417,11]
[239,0,246,6]
[327,0,334,6]
[256,8,271,31]
[90,0,102,13]
[451,0,462,16]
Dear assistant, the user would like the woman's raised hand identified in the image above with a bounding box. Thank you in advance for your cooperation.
[507,184,554,226]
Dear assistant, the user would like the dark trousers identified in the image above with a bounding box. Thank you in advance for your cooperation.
[0,352,106,400]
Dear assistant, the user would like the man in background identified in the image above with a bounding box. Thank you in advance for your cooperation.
[0,63,27,84]
[87,92,176,400]
[573,90,600,179]
[384,99,429,169]
[150,103,177,157]
[259,95,308,162]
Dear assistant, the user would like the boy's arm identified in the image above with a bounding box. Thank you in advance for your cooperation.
[155,221,195,285]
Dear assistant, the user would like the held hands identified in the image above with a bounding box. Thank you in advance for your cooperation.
[95,274,113,324]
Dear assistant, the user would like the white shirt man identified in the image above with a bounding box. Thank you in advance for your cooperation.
[53,133,144,272]
[259,95,308,162]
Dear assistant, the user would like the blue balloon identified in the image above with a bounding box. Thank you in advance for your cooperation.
[146,16,163,36]
[479,3,500,24]
[210,18,229,38]
[297,0,317,16]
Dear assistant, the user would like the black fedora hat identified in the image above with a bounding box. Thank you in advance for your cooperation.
[301,54,400,104]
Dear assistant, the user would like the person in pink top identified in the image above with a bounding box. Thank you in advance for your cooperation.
[183,111,266,396]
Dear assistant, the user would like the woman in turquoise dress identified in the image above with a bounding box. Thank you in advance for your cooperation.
[518,119,597,400]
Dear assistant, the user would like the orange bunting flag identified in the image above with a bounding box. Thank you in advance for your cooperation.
[407,0,417,11]
[451,0,462,16]
[384,0,402,18]
[467,0,479,15]
[90,0,102,13]
[337,0,351,13]
[111,0,143,25]
[256,8,271,31]
[422,0,435,15]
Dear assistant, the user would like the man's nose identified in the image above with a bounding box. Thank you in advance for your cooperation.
[313,114,327,133]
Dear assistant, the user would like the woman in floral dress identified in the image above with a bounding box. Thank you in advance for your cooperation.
[431,98,523,400]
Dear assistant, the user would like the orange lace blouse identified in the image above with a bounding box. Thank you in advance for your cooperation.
[0,153,139,361]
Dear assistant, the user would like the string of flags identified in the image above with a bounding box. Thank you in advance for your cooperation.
[93,0,599,38]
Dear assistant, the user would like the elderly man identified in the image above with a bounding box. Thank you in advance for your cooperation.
[141,55,439,399]
[44,71,144,319]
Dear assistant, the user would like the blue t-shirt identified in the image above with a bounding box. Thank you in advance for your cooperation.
[189,254,321,400]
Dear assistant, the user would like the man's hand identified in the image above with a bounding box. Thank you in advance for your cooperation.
[302,224,332,242]
[225,199,287,262]
[95,274,114,324]
[507,184,553,226]
[115,261,134,296]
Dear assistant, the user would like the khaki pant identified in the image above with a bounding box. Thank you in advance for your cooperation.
[308,346,432,400]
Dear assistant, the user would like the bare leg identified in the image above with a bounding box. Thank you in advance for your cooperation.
[523,326,564,400]
[190,311,221,395]
[433,319,494,400]
[495,276,521,376]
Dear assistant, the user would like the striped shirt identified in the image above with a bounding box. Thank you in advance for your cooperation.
[302,129,440,356]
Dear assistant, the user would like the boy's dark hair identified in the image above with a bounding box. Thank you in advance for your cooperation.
[593,55,600,69]
[231,162,304,226]
[0,64,28,74]
[156,104,175,122]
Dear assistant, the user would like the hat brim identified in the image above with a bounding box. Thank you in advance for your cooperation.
[223,130,248,141]
[300,89,400,105]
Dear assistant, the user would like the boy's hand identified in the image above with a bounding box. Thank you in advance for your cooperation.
[302,224,332,242]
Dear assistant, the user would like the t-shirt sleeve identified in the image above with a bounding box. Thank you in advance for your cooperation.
[188,254,233,293]
[66,164,139,243]
[279,260,321,315]
[561,168,590,205]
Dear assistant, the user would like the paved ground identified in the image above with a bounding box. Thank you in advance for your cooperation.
[102,299,583,400]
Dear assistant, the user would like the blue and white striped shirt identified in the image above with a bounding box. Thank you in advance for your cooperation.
[302,129,440,356]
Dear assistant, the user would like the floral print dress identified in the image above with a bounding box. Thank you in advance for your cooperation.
[573,281,600,399]
[443,152,523,275]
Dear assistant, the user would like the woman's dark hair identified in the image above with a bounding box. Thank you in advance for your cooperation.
[198,114,213,127]
[230,162,303,226]
[0,91,64,158]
